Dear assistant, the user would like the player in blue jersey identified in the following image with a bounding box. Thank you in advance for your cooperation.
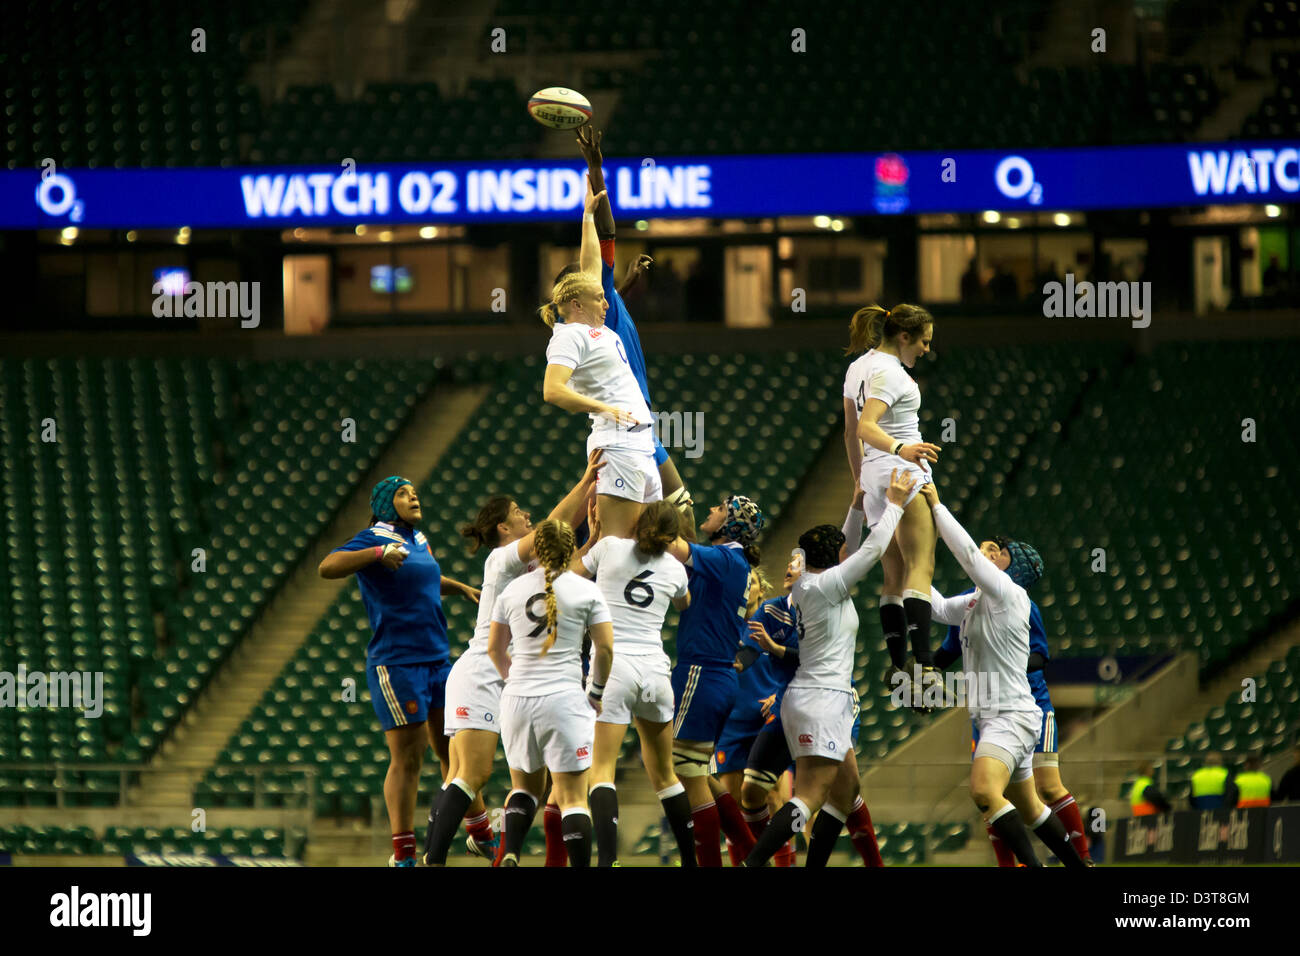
[660,494,764,865]
[318,476,482,867]
[936,565,1092,866]
[569,125,693,517]
[711,566,800,864]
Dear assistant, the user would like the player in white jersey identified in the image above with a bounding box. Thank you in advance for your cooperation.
[421,453,603,867]
[917,482,1087,869]
[844,304,944,703]
[540,187,661,541]
[568,500,697,866]
[488,518,614,868]
[743,469,914,867]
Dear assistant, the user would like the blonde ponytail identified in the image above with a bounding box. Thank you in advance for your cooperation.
[532,519,576,655]
[538,272,602,328]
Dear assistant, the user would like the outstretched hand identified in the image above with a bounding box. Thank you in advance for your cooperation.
[919,483,940,508]
[577,125,603,165]
[884,468,918,507]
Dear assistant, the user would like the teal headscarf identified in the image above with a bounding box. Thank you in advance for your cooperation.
[370,475,413,522]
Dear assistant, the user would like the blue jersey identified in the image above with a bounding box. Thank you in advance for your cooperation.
[740,595,800,705]
[942,588,1052,710]
[676,541,751,667]
[333,522,450,667]
[600,244,651,406]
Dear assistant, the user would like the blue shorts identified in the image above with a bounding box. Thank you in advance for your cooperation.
[714,711,769,774]
[970,704,1056,755]
[653,433,669,467]
[367,659,450,732]
[671,663,739,744]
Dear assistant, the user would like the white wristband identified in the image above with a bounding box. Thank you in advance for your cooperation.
[583,213,595,224]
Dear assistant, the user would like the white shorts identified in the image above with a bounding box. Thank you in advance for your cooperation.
[500,687,596,774]
[588,652,675,725]
[780,686,855,762]
[973,710,1039,782]
[596,446,663,504]
[859,453,930,526]
[443,649,504,736]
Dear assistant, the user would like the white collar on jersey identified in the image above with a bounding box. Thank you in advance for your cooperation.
[878,350,903,368]
[718,541,743,550]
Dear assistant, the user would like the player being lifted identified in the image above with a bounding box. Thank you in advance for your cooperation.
[917,482,1087,869]
[541,187,658,540]
[744,471,913,866]
[843,305,942,702]
[571,125,694,518]
[421,453,604,867]
[568,501,698,866]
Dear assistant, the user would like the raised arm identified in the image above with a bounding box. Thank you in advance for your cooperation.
[818,469,915,597]
[578,182,606,278]
[577,126,616,239]
[920,484,1013,602]
[928,585,970,626]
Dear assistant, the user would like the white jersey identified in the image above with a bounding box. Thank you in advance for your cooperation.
[493,567,611,696]
[843,349,922,459]
[469,541,536,652]
[582,536,688,656]
[788,501,904,692]
[546,321,654,455]
[929,504,1038,719]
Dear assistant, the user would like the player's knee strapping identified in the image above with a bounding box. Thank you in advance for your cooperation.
[672,747,710,778]
[743,766,779,794]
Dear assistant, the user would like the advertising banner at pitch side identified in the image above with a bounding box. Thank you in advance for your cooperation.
[4,141,1297,229]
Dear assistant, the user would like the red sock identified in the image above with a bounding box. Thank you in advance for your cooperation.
[543,804,566,867]
[742,805,770,840]
[985,824,1017,867]
[774,840,796,867]
[846,796,883,867]
[1049,793,1092,863]
[714,791,755,861]
[464,810,493,843]
[691,802,723,867]
[392,830,416,862]
[493,825,507,867]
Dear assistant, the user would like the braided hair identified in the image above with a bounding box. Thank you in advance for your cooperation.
[538,272,602,328]
[532,518,576,655]
[845,303,933,354]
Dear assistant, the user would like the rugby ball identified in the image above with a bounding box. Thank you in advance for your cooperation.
[527,87,593,129]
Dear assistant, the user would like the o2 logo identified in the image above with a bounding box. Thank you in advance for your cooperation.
[994,155,1042,205]
[614,477,625,489]
[35,171,85,222]
[615,338,629,365]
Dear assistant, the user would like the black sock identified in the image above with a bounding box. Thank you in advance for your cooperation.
[805,807,845,867]
[744,799,805,867]
[422,799,439,860]
[561,809,593,868]
[990,806,1041,866]
[1032,809,1089,869]
[658,785,697,867]
[589,784,619,867]
[903,596,933,665]
[503,790,538,859]
[426,781,474,865]
[881,602,908,669]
